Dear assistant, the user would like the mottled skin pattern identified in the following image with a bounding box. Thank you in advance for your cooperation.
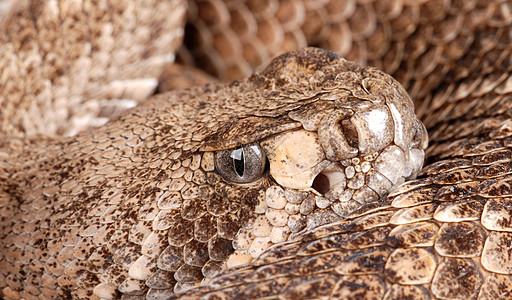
[0,0,186,137]
[0,46,425,298]
[1,0,512,300]
[178,1,512,299]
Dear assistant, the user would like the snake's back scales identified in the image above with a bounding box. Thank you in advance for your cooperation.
[1,1,512,299]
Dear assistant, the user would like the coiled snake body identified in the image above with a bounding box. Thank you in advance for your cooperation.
[1,1,512,299]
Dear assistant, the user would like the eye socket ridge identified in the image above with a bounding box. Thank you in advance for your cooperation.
[215,143,267,183]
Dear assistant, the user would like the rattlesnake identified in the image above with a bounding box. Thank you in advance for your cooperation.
[1,1,512,299]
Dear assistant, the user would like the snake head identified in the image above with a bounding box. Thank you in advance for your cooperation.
[260,70,428,214]
[203,48,428,267]
[208,47,428,217]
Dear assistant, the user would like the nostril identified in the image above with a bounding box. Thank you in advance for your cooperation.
[340,119,358,148]
[312,172,330,195]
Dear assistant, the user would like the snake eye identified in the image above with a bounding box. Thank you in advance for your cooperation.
[215,143,267,183]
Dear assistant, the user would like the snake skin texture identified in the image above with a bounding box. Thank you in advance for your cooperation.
[0,0,186,137]
[2,0,512,299]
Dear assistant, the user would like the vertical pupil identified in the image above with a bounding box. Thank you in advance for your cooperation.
[232,147,245,177]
